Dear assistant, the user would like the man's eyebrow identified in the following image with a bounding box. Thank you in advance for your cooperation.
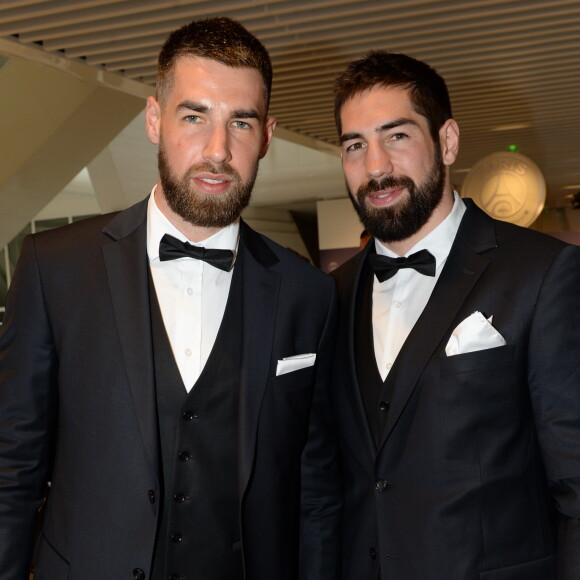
[176,100,209,114]
[175,102,260,121]
[231,109,260,120]
[340,118,419,144]
[377,118,417,132]
[340,132,362,145]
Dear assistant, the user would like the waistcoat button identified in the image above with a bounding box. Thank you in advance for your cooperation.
[375,479,389,492]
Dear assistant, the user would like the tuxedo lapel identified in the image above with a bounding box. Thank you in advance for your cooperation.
[236,221,281,497]
[340,245,378,458]
[101,198,159,478]
[378,200,498,451]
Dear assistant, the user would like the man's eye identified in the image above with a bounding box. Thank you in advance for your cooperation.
[184,115,200,123]
[345,142,364,152]
[391,132,407,141]
[233,120,250,129]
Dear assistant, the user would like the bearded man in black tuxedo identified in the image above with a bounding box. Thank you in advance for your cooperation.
[331,50,580,579]
[0,17,341,580]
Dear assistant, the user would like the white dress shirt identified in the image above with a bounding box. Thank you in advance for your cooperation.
[373,193,466,380]
[147,188,239,391]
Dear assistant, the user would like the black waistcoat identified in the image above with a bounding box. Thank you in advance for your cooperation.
[150,260,243,580]
[355,262,396,447]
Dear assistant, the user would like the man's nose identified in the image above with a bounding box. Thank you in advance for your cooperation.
[366,143,393,180]
[202,126,232,165]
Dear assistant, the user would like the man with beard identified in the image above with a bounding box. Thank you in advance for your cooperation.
[0,18,341,580]
[331,51,580,579]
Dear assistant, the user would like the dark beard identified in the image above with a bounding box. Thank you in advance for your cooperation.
[158,144,257,228]
[349,145,445,244]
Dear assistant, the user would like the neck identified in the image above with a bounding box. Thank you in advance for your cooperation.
[154,182,222,242]
[380,188,455,256]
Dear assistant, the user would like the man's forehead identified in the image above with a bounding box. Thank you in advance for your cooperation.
[172,55,258,80]
[341,85,425,131]
[343,85,414,115]
[167,56,267,113]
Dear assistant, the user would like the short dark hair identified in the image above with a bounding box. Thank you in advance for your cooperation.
[157,17,273,109]
[334,50,452,141]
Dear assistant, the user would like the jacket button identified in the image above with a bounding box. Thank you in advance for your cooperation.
[148,490,156,504]
[182,410,193,421]
[178,451,191,461]
[174,492,186,503]
[375,479,389,492]
[171,533,183,543]
[369,547,376,560]
[132,569,145,580]
[168,575,181,580]
[379,401,390,411]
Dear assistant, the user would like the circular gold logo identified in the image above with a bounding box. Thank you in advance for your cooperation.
[461,152,546,227]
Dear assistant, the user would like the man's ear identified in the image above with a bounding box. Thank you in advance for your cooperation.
[439,119,460,166]
[145,96,161,145]
[259,116,277,159]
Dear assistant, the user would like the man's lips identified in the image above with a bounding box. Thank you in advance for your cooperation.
[366,186,406,206]
[193,172,232,194]
[196,172,231,184]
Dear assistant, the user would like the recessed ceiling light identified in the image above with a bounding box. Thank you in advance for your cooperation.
[564,185,580,190]
[490,123,531,132]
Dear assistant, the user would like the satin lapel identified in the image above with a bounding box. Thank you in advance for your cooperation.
[378,201,497,451]
[101,199,159,478]
[236,222,281,498]
[338,245,377,457]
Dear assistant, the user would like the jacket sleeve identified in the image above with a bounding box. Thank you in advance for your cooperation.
[299,279,342,580]
[0,235,58,579]
[527,243,580,579]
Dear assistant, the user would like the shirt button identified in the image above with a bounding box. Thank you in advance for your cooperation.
[171,533,183,543]
[379,401,390,412]
[393,301,402,309]
[174,493,186,503]
[375,479,389,492]
[386,362,393,370]
[186,287,193,296]
[179,451,191,461]
[185,348,192,357]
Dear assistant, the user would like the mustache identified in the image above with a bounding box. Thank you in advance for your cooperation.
[357,175,415,198]
[185,162,240,180]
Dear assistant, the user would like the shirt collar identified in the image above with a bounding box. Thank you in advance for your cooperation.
[147,185,240,262]
[374,191,466,271]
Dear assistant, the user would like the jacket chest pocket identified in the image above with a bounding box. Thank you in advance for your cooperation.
[440,343,516,376]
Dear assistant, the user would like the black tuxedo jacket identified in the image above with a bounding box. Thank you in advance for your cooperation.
[0,197,341,580]
[332,199,580,579]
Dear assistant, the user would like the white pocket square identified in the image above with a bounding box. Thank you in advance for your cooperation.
[445,311,506,356]
[276,353,316,376]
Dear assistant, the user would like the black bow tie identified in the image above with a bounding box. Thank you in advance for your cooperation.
[368,249,436,282]
[159,233,235,272]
